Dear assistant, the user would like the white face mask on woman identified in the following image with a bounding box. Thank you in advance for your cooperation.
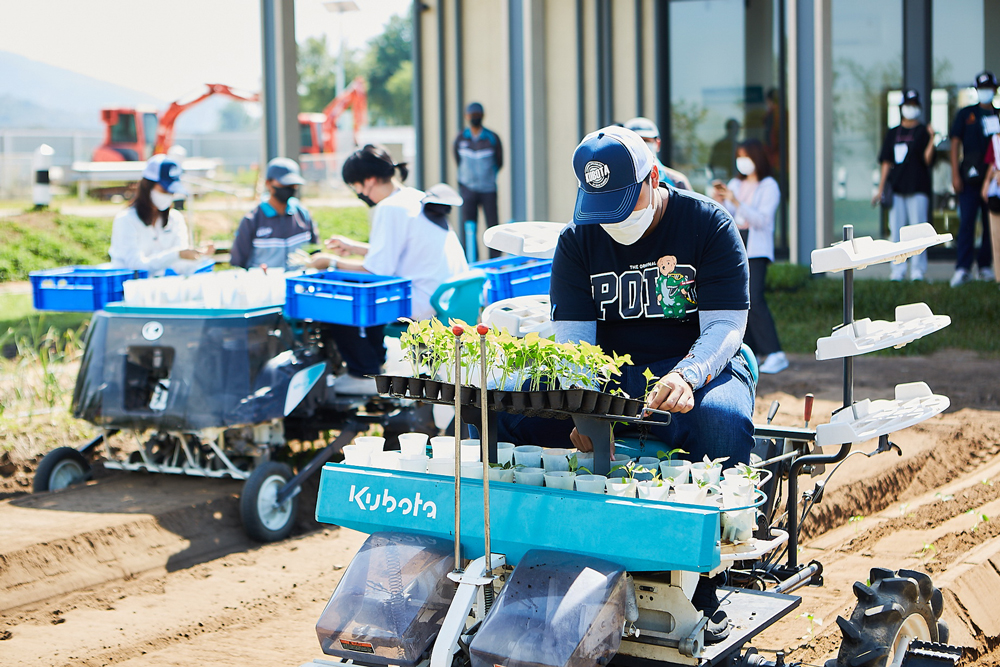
[735,156,756,176]
[601,177,656,245]
[150,190,174,211]
[900,104,921,120]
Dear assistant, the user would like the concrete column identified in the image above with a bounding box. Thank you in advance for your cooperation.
[260,0,300,163]
[509,0,527,221]
[789,0,832,265]
[903,0,932,120]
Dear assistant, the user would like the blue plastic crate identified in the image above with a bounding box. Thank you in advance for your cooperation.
[30,266,149,312]
[472,255,552,303]
[285,270,412,327]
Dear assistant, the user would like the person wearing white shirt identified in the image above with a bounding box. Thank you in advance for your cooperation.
[712,139,787,374]
[314,145,468,394]
[108,155,211,276]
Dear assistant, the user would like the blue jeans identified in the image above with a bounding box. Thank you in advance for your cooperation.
[496,353,757,465]
[957,186,993,271]
[889,193,929,279]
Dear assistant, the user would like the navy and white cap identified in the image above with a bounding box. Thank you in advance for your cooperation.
[976,71,998,89]
[624,117,660,139]
[265,157,306,186]
[422,182,464,206]
[141,154,185,194]
[901,89,921,106]
[572,125,655,225]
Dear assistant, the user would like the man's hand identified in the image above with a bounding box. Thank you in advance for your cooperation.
[569,428,593,452]
[646,371,695,413]
[953,173,964,194]
[178,248,201,260]
[325,235,363,257]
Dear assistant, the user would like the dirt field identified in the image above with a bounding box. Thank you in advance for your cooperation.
[2,349,1000,667]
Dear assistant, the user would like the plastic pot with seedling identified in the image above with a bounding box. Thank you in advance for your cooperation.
[690,454,729,485]
[488,460,520,483]
[605,461,649,497]
[657,448,690,484]
[636,473,670,501]
[673,477,717,505]
[567,452,594,475]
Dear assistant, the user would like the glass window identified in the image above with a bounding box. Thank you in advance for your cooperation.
[831,0,903,239]
[143,113,159,157]
[110,112,137,145]
[301,121,315,150]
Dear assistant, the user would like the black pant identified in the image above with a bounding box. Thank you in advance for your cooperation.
[459,184,500,259]
[744,258,782,357]
[327,324,386,377]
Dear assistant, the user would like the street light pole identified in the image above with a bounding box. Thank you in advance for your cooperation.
[323,1,360,96]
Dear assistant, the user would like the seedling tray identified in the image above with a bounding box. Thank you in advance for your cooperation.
[315,462,722,572]
[482,221,566,259]
[374,375,644,420]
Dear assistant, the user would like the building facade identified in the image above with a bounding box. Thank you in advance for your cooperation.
[410,0,1000,264]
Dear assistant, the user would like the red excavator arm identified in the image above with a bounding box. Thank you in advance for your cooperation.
[321,77,368,153]
[154,84,260,155]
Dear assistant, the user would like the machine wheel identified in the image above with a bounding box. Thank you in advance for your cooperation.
[33,447,92,493]
[239,461,299,543]
[828,568,945,667]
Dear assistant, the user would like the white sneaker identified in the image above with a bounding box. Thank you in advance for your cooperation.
[950,269,971,288]
[910,272,925,281]
[335,374,377,395]
[890,273,905,282]
[759,352,789,375]
[980,267,995,282]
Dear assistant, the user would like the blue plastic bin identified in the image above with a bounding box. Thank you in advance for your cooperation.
[472,256,552,303]
[284,270,412,327]
[163,259,216,276]
[30,266,149,312]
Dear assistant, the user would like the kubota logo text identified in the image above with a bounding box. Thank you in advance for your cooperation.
[348,485,438,519]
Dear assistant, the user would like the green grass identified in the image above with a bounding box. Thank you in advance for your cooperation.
[0,215,112,282]
[310,205,371,244]
[768,274,1000,356]
[0,293,90,352]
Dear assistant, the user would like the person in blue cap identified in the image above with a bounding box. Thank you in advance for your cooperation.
[109,154,212,276]
[454,102,503,258]
[230,157,320,270]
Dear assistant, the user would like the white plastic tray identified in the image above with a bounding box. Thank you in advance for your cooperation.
[481,295,553,338]
[810,223,952,274]
[815,303,951,360]
[814,382,950,448]
[484,221,567,259]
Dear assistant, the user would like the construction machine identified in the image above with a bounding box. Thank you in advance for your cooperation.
[299,77,368,155]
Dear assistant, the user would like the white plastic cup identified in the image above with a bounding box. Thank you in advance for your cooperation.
[341,444,370,467]
[572,452,595,473]
[497,442,516,465]
[460,439,482,462]
[690,462,722,485]
[399,455,429,473]
[637,457,660,468]
[353,436,385,454]
[426,458,456,477]
[673,483,709,505]
[605,478,637,498]
[514,466,545,486]
[430,436,457,459]
[637,479,671,501]
[488,467,515,483]
[513,445,542,468]
[541,448,572,472]
[575,474,607,494]
[544,470,576,490]
[370,451,401,470]
[659,461,690,484]
[461,462,484,479]
[398,433,429,457]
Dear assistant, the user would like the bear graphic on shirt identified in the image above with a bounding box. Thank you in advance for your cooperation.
[655,255,696,318]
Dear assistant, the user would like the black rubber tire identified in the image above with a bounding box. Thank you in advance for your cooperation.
[831,567,945,667]
[33,447,91,493]
[239,461,299,543]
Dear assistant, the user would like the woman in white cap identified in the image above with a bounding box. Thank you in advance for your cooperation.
[312,145,468,393]
[109,154,212,276]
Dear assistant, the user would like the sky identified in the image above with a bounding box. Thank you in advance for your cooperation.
[1,0,410,102]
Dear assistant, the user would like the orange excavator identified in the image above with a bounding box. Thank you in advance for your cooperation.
[298,77,367,154]
[92,83,260,162]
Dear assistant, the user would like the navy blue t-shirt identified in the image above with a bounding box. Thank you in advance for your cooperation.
[550,185,749,365]
[950,104,1000,182]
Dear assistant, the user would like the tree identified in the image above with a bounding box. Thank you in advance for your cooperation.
[298,35,360,114]
[360,14,413,125]
[217,101,259,132]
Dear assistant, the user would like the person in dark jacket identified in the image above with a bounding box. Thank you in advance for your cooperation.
[454,102,503,258]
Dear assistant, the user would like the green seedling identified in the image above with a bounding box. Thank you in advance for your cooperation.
[935,492,954,501]
[983,478,994,487]
[566,453,592,475]
[966,509,989,532]
[737,463,761,482]
[489,461,522,470]
[915,542,937,561]
[799,612,823,639]
[848,515,865,533]
[656,448,688,463]
[701,454,730,469]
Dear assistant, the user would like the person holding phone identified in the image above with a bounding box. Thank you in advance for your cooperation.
[872,89,935,281]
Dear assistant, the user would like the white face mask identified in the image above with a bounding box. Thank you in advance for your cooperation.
[901,104,921,120]
[601,180,655,245]
[150,189,174,211]
[978,88,996,105]
[736,156,756,176]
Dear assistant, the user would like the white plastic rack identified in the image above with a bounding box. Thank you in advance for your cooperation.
[481,294,553,338]
[483,221,566,259]
[815,302,951,360]
[815,382,950,448]
[810,223,952,274]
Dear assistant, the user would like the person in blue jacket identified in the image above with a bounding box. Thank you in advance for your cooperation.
[454,102,503,258]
